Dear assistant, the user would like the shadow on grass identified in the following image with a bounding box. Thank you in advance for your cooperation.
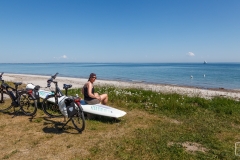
[42,117,83,134]
[0,109,36,122]
[84,113,121,124]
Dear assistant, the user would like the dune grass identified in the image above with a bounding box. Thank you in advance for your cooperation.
[1,85,240,159]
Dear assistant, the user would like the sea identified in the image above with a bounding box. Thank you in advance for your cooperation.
[0,63,239,90]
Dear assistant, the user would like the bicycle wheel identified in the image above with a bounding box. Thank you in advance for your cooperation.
[71,105,85,132]
[42,95,63,117]
[19,91,38,116]
[0,91,13,112]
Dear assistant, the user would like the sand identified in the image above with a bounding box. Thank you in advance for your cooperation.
[3,73,240,100]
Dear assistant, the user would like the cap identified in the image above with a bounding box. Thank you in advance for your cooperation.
[89,73,96,78]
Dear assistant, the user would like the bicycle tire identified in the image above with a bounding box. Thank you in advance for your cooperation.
[0,91,13,112]
[42,95,63,117]
[19,91,38,116]
[71,105,85,132]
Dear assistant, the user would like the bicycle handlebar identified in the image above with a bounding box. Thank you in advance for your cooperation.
[47,72,59,87]
[52,72,58,79]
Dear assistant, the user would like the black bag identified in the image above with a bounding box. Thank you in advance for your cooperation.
[33,85,40,99]
[65,98,77,118]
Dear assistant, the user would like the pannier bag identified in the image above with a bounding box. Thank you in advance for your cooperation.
[33,85,40,99]
[26,84,40,100]
[58,97,78,118]
[65,98,78,118]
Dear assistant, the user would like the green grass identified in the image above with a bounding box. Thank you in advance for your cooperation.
[68,86,240,159]
[1,84,240,159]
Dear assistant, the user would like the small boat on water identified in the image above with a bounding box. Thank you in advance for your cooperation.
[204,61,207,64]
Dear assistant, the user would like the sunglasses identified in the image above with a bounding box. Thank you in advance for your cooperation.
[91,76,97,79]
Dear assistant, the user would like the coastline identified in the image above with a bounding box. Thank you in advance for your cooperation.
[3,73,240,100]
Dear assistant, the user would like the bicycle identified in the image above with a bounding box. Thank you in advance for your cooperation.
[0,72,10,108]
[41,73,85,132]
[0,72,38,116]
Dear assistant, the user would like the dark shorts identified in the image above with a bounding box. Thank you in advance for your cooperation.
[84,99,100,105]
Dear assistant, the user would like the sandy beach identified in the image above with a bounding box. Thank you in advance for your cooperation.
[3,73,240,100]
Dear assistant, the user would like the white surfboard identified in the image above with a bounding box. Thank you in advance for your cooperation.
[26,84,127,118]
[79,100,126,118]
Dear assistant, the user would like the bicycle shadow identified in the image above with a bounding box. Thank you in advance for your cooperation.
[41,114,122,134]
[0,110,36,122]
[42,117,82,134]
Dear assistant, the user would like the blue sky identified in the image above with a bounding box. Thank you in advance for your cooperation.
[0,0,240,63]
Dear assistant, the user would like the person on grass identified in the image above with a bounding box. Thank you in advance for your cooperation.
[82,73,108,105]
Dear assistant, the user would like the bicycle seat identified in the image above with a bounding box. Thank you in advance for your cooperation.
[63,84,72,89]
[13,82,22,86]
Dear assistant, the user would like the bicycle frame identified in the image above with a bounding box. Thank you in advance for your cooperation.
[0,72,38,117]
[47,81,64,105]
[0,72,19,105]
[4,83,24,107]
[43,72,85,132]
[45,73,81,112]
[0,72,5,102]
[46,73,64,104]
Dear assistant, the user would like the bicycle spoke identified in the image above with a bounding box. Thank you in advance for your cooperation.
[20,92,37,116]
[42,96,63,117]
[71,107,85,132]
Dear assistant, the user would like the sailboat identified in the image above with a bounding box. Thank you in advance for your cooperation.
[204,60,207,64]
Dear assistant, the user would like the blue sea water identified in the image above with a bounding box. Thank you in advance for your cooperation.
[0,63,239,90]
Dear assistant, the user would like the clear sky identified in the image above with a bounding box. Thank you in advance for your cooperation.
[0,0,240,63]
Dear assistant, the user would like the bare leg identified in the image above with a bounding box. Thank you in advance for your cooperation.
[100,94,108,105]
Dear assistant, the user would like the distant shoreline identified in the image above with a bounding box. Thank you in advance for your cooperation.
[1,62,240,64]
[1,63,240,90]
[3,73,240,100]
[3,71,240,92]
